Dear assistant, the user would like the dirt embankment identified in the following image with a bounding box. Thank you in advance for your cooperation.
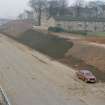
[85,37,105,44]
[60,41,105,82]
[0,21,105,82]
[0,20,33,37]
[17,30,73,59]
[66,42,105,71]
[0,21,73,59]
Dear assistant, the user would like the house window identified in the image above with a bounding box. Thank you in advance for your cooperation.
[103,24,105,31]
[78,23,82,27]
[68,26,72,30]
[57,24,61,27]
[94,26,97,31]
[85,23,88,27]
[84,22,88,29]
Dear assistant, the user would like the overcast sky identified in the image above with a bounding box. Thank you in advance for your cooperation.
[0,0,105,19]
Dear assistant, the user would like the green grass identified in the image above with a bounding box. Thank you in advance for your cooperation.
[67,30,87,36]
[87,32,105,37]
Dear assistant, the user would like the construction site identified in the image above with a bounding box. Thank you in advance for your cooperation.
[0,20,104,105]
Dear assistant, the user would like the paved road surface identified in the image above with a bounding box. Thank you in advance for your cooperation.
[0,34,104,105]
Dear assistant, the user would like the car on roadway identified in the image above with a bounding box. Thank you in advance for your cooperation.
[76,70,96,83]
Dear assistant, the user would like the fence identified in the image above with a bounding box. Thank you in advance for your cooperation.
[0,87,11,105]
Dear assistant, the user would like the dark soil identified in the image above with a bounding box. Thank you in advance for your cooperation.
[17,29,73,59]
[59,55,105,82]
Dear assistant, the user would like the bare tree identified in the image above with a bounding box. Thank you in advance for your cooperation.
[59,0,68,16]
[74,0,84,17]
[87,1,100,31]
[18,14,23,20]
[29,0,47,26]
[25,10,34,20]
[18,12,26,20]
[48,0,59,16]
[47,0,68,16]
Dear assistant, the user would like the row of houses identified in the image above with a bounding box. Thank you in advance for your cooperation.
[0,19,10,26]
[41,15,105,32]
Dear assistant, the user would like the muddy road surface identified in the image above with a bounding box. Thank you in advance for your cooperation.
[0,34,104,105]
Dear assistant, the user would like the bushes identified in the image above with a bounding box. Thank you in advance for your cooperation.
[48,26,87,36]
[48,27,65,32]
[68,30,87,36]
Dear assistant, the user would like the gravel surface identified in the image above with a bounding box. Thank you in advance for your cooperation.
[0,34,104,105]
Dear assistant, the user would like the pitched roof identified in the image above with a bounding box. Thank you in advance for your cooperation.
[54,16,105,22]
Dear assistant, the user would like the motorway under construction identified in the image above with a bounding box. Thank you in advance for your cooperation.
[0,33,104,105]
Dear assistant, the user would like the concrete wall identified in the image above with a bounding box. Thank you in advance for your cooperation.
[41,15,105,32]
[55,20,105,32]
[0,20,33,37]
[41,17,56,29]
